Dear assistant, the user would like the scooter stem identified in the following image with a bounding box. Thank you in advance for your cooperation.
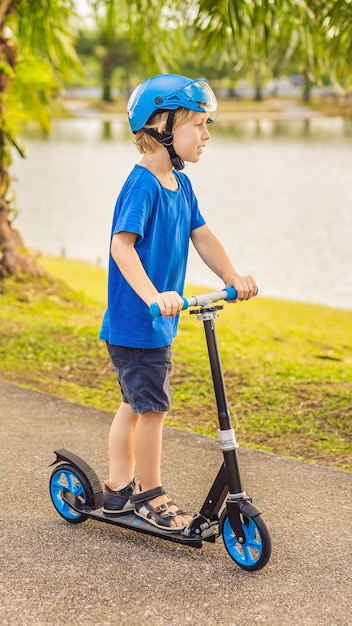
[202,310,245,497]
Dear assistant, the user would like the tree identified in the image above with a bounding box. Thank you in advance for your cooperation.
[0,0,80,277]
[76,24,139,102]
[317,0,352,94]
[193,0,352,101]
[90,0,196,86]
[194,0,316,100]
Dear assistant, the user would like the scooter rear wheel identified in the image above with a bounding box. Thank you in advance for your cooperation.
[49,463,93,524]
[220,510,271,571]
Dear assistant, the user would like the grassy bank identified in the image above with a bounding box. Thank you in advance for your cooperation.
[88,95,352,119]
[1,255,351,472]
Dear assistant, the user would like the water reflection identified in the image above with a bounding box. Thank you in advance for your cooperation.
[21,115,352,144]
[210,116,352,142]
[14,117,352,309]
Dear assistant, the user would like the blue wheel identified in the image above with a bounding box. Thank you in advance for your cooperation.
[220,511,271,571]
[49,463,93,524]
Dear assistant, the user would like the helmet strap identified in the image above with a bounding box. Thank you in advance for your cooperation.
[141,110,185,171]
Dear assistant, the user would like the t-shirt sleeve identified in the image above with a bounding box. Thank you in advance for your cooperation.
[189,186,206,232]
[190,199,206,232]
[112,178,153,240]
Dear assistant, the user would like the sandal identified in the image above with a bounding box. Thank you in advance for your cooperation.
[102,479,135,514]
[131,486,188,532]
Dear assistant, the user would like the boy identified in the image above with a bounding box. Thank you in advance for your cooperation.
[99,74,257,531]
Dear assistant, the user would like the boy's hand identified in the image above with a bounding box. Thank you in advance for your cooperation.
[227,276,257,302]
[149,291,184,317]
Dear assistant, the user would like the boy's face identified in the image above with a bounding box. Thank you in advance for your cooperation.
[172,112,211,164]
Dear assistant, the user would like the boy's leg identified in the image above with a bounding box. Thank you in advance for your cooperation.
[134,410,192,528]
[108,401,139,486]
[134,410,165,489]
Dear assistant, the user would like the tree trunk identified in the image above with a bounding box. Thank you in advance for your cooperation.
[302,71,312,104]
[0,1,42,279]
[102,52,115,103]
[0,199,43,277]
[254,84,263,101]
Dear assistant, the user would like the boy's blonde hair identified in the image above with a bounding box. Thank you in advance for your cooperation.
[134,108,195,154]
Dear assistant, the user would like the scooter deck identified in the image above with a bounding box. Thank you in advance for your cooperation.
[62,489,214,548]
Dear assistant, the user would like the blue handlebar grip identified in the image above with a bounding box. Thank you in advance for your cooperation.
[224,286,238,300]
[149,297,189,318]
[149,302,161,318]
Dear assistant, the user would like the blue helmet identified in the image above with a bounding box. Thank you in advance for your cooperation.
[127,74,218,133]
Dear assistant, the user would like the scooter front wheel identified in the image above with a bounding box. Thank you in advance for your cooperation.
[49,463,93,524]
[220,510,271,571]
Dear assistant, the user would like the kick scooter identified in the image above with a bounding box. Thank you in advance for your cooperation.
[49,287,272,571]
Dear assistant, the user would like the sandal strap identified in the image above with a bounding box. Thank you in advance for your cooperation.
[164,501,186,515]
[154,501,186,518]
[130,485,165,505]
[135,496,189,530]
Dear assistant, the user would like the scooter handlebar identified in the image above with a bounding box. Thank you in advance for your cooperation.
[149,286,238,318]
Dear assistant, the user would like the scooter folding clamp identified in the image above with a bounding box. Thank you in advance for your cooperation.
[228,491,247,501]
[218,428,239,450]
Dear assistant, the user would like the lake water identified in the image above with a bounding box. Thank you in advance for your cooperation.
[13,115,352,309]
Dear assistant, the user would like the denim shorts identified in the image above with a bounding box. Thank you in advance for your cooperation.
[106,343,172,414]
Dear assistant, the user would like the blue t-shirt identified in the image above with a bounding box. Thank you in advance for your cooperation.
[99,165,205,348]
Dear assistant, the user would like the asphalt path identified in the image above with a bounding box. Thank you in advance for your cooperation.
[1,380,351,626]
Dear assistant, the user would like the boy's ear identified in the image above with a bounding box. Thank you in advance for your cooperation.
[157,121,166,133]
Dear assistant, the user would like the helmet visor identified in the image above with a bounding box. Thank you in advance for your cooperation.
[182,79,218,123]
[127,84,143,118]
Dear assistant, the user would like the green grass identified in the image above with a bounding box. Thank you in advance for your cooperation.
[1,255,351,472]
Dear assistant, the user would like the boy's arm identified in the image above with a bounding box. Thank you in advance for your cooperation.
[111,231,184,316]
[191,224,257,301]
